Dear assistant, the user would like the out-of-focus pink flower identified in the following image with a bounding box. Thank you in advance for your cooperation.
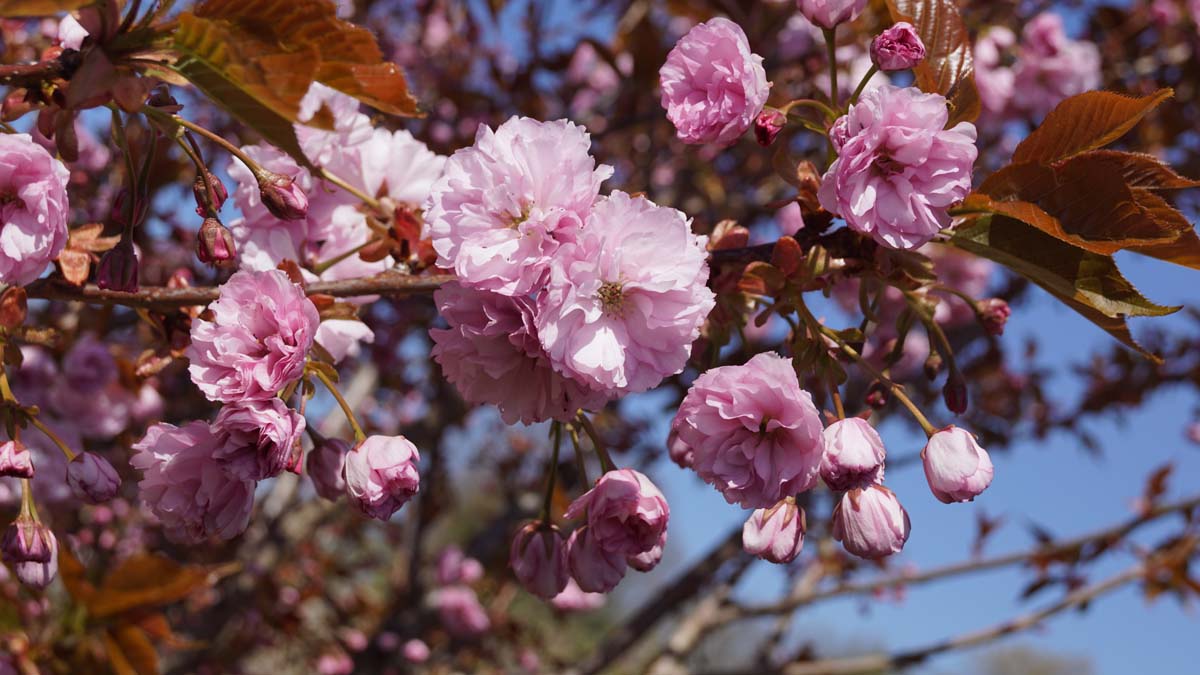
[1012,13,1101,119]
[66,452,120,503]
[743,498,806,564]
[819,85,977,250]
[820,417,886,491]
[926,244,994,327]
[977,298,1011,336]
[510,522,570,599]
[922,426,994,503]
[659,18,769,147]
[549,577,607,612]
[832,484,910,559]
[307,437,350,501]
[0,134,70,286]
[796,0,867,30]
[62,334,116,394]
[212,399,305,481]
[131,421,257,544]
[431,586,491,639]
[0,441,34,478]
[187,270,319,403]
[431,283,608,425]
[402,639,430,663]
[1150,0,1181,26]
[565,526,626,593]
[436,545,483,586]
[536,191,714,394]
[425,117,612,295]
[565,469,669,566]
[870,22,925,71]
[671,352,825,508]
[343,435,420,521]
[1190,0,1200,28]
[974,27,1017,116]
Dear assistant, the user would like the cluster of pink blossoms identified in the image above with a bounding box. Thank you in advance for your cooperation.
[0,133,69,286]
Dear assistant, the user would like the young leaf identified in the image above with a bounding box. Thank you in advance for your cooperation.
[88,553,215,619]
[1078,150,1200,191]
[1011,89,1173,165]
[885,0,979,124]
[0,0,92,15]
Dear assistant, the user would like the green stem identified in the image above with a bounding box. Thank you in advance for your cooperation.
[311,367,366,443]
[576,412,615,474]
[824,27,840,109]
[849,64,879,106]
[28,415,77,461]
[781,98,839,122]
[313,240,372,275]
[542,423,563,521]
[318,168,384,214]
[19,477,37,519]
[174,135,219,217]
[568,423,590,487]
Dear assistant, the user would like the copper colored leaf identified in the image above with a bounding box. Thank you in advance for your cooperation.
[104,626,158,675]
[1078,150,1200,191]
[771,237,804,277]
[1125,189,1200,271]
[57,546,96,605]
[88,554,214,619]
[739,261,784,295]
[0,0,92,15]
[885,0,979,123]
[1012,89,1173,165]
[950,215,1177,362]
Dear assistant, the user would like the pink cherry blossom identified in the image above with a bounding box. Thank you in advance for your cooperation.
[743,498,806,564]
[536,191,714,394]
[431,586,491,638]
[564,469,669,564]
[796,0,868,30]
[0,441,34,479]
[565,526,626,593]
[1012,13,1101,119]
[832,484,911,559]
[871,22,925,71]
[922,426,994,503]
[131,421,257,545]
[187,269,319,403]
[974,27,1018,116]
[820,417,886,491]
[425,116,612,295]
[436,545,484,586]
[819,85,978,250]
[0,134,70,286]
[307,438,350,501]
[343,435,420,521]
[510,522,570,599]
[430,282,608,425]
[671,352,825,509]
[659,18,770,147]
[212,399,306,481]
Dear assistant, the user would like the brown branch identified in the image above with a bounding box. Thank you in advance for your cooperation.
[0,52,81,87]
[23,272,456,311]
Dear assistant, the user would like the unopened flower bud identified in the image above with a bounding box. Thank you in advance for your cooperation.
[510,521,569,599]
[871,22,926,72]
[258,171,309,221]
[831,484,910,559]
[865,381,889,409]
[196,217,237,267]
[111,189,147,227]
[754,108,786,147]
[742,498,806,564]
[922,426,993,503]
[1,517,53,564]
[942,371,968,415]
[821,418,886,491]
[192,171,228,217]
[96,238,139,292]
[66,452,120,503]
[0,440,33,478]
[977,298,1011,336]
[307,438,350,501]
[343,435,421,521]
[566,526,626,594]
[923,350,943,380]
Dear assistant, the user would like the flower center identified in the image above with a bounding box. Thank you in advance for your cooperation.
[874,154,905,177]
[597,281,625,315]
[506,203,531,230]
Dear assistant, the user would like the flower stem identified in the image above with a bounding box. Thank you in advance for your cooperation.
[568,423,590,487]
[19,477,37,519]
[318,167,385,214]
[310,367,366,443]
[849,65,879,106]
[824,27,839,109]
[576,412,615,474]
[542,423,563,522]
[27,415,77,461]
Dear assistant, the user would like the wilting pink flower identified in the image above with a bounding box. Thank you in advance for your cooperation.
[66,452,120,503]
[832,484,911,559]
[431,586,491,638]
[402,639,430,663]
[659,18,770,147]
[821,417,886,491]
[819,85,978,250]
[671,352,825,508]
[510,522,570,599]
[131,421,257,544]
[796,0,867,30]
[187,270,319,403]
[343,435,420,520]
[755,109,786,146]
[212,399,305,481]
[922,426,994,503]
[1012,13,1101,119]
[307,437,350,501]
[430,283,608,425]
[549,577,607,612]
[425,117,612,295]
[536,191,714,394]
[974,27,1017,115]
[565,526,627,593]
[436,545,483,586]
[0,440,34,478]
[871,22,925,71]
[0,134,70,286]
[565,468,669,575]
[4,521,57,589]
[743,498,806,564]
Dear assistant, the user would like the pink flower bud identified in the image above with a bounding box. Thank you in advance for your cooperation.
[832,484,910,559]
[820,418,886,491]
[943,372,968,414]
[402,639,430,663]
[796,0,868,30]
[196,217,237,267]
[977,298,1011,336]
[343,435,420,521]
[192,171,228,217]
[870,22,926,72]
[510,521,569,599]
[564,469,669,565]
[13,532,56,590]
[0,440,33,478]
[307,438,350,501]
[95,238,138,292]
[922,426,993,503]
[2,517,53,564]
[565,526,626,593]
[754,109,786,147]
[66,452,120,503]
[742,498,806,564]
[258,171,309,221]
